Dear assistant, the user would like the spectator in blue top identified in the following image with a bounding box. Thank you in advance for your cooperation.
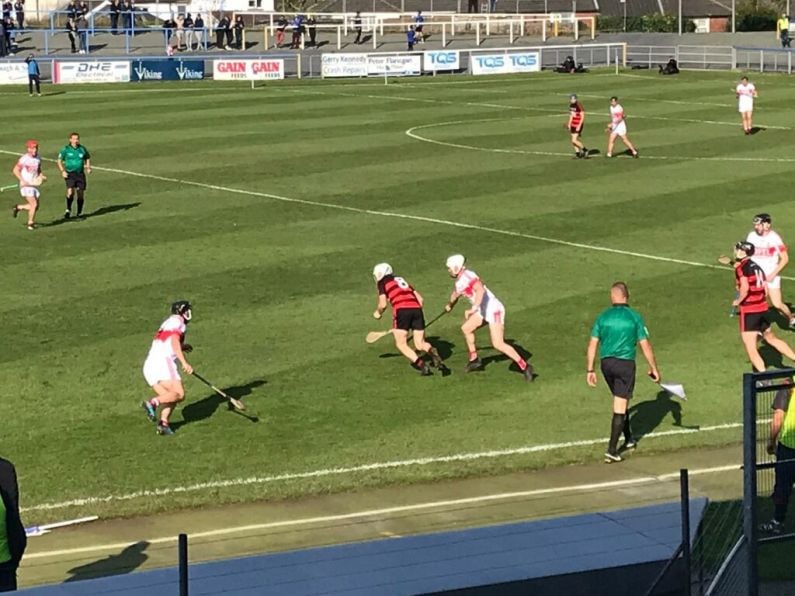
[291,14,302,49]
[407,25,416,51]
[25,53,39,96]
[13,1,22,30]
[414,11,424,43]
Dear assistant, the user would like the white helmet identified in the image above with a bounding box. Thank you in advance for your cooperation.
[372,263,393,281]
[446,254,466,276]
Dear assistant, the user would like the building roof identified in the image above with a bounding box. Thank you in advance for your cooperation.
[598,0,731,18]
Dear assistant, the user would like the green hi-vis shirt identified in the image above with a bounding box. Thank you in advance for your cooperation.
[590,304,649,361]
[58,143,90,173]
[779,389,795,449]
[0,492,10,564]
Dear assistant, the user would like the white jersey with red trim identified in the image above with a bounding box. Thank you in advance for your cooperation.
[454,268,506,323]
[747,230,787,276]
[736,82,756,98]
[16,153,41,186]
[147,314,186,361]
[610,103,625,127]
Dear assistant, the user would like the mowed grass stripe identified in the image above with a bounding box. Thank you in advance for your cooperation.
[3,72,793,521]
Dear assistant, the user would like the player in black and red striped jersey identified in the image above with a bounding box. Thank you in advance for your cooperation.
[733,241,795,372]
[372,263,447,376]
[567,94,588,159]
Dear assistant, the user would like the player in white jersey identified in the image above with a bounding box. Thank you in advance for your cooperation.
[11,140,45,231]
[606,96,639,159]
[142,301,194,435]
[736,76,757,135]
[747,213,795,328]
[444,254,534,381]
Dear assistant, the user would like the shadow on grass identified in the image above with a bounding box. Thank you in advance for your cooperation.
[628,390,699,441]
[377,335,455,360]
[43,202,141,227]
[173,379,266,429]
[64,541,149,582]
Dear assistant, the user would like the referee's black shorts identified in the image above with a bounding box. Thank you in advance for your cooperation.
[600,357,636,399]
[65,171,87,190]
[393,308,425,332]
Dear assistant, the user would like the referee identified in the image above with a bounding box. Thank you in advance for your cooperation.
[56,132,91,220]
[586,282,660,463]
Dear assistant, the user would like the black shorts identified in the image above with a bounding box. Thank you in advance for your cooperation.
[394,308,425,331]
[740,311,770,333]
[65,171,87,190]
[570,125,583,135]
[600,357,636,399]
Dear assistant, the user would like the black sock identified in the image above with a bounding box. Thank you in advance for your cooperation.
[609,413,625,455]
[77,192,84,215]
[623,413,632,442]
[66,196,73,211]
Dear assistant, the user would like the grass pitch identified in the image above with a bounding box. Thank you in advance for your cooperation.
[3,70,794,522]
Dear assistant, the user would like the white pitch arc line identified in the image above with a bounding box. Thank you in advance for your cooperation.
[21,421,744,513]
[25,463,740,560]
[405,117,795,165]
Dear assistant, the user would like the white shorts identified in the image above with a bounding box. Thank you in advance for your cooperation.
[143,356,180,387]
[739,98,753,113]
[478,295,506,326]
[20,185,39,199]
[611,121,627,137]
[767,275,781,290]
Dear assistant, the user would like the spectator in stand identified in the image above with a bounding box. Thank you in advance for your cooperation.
[162,14,175,43]
[413,11,424,43]
[174,13,184,50]
[778,13,789,40]
[275,14,287,48]
[306,14,317,47]
[122,0,132,34]
[78,0,88,18]
[353,10,362,44]
[13,0,21,31]
[215,13,230,50]
[193,13,204,49]
[468,0,478,13]
[1,1,11,21]
[66,17,77,52]
[406,24,415,51]
[225,13,234,48]
[77,13,88,53]
[3,17,15,53]
[109,0,119,34]
[290,14,302,49]
[233,14,244,49]
[65,0,77,20]
[183,13,193,50]
[0,19,7,57]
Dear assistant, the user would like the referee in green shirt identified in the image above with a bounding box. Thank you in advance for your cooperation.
[56,131,91,219]
[586,282,660,463]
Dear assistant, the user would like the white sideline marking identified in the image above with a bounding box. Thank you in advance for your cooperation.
[0,148,757,279]
[405,118,795,165]
[25,463,740,560]
[21,422,743,513]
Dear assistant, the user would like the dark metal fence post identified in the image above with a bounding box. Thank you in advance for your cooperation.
[742,372,759,596]
[179,533,189,596]
[680,469,691,596]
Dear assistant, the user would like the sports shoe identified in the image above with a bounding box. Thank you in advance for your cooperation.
[142,401,156,422]
[622,438,637,451]
[11,206,18,218]
[606,153,612,158]
[64,210,71,219]
[464,358,485,372]
[788,317,795,329]
[522,363,535,382]
[604,452,623,464]
[632,151,639,159]
[418,363,432,376]
[157,422,174,435]
[26,224,35,231]
[759,519,783,535]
